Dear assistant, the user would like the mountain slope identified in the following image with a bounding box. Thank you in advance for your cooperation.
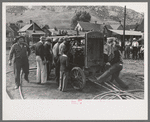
[6,6,144,29]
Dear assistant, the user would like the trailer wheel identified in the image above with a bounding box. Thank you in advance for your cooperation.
[70,67,86,90]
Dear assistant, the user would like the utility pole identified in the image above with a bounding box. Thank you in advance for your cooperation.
[123,6,126,51]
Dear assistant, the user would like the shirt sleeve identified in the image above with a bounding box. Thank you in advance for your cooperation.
[66,56,69,68]
[40,45,44,61]
[27,45,31,56]
[8,45,15,61]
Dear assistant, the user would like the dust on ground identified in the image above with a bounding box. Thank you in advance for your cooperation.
[5,50,144,99]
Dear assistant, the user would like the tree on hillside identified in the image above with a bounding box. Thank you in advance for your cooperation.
[44,24,50,29]
[71,11,91,29]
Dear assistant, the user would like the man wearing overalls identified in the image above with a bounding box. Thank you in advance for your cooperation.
[8,36,31,89]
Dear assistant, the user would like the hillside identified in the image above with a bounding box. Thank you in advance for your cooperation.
[6,6,144,29]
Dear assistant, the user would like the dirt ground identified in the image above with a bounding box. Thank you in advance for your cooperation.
[5,50,144,100]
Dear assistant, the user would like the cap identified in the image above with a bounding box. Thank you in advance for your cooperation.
[133,38,136,41]
[15,36,25,41]
[58,38,64,43]
[53,38,59,43]
[46,37,52,42]
[40,36,46,41]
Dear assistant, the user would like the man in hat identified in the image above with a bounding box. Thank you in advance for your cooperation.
[132,38,139,60]
[8,36,31,89]
[35,36,47,84]
[96,44,128,89]
[52,38,64,85]
[44,37,53,80]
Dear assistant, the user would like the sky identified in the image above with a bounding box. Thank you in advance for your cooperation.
[118,4,146,13]
[26,2,147,13]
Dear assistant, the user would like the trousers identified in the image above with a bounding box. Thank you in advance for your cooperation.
[46,61,52,80]
[124,46,130,59]
[54,56,60,85]
[13,57,29,86]
[36,56,47,83]
[97,62,128,88]
[132,47,138,59]
[59,71,68,91]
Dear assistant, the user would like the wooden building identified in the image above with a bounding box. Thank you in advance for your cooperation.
[6,23,19,49]
[18,20,45,44]
[41,25,51,37]
[75,21,112,37]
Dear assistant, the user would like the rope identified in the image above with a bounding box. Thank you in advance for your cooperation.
[19,70,24,100]
[92,80,144,100]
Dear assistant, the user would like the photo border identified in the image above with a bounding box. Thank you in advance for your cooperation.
[1,0,149,121]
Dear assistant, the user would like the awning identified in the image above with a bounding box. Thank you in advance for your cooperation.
[109,29,142,36]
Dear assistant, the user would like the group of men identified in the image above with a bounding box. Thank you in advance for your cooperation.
[124,38,144,60]
[8,35,70,92]
[8,34,132,91]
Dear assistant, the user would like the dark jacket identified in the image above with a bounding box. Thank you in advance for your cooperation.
[9,43,30,61]
[44,41,52,61]
[110,50,123,65]
[35,41,45,61]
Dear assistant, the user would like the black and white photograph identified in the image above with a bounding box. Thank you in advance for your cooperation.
[3,2,148,120]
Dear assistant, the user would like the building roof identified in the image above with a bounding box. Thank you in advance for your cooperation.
[18,22,45,34]
[48,29,59,36]
[26,30,45,35]
[76,21,103,31]
[108,29,143,36]
[105,25,113,29]
[8,23,19,33]
[18,24,32,32]
[109,24,120,30]
[117,24,139,30]
[66,30,85,36]
[136,19,144,32]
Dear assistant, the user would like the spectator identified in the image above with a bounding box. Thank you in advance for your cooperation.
[139,45,144,60]
[35,36,47,84]
[58,48,69,92]
[52,38,64,85]
[59,37,70,55]
[124,39,131,59]
[8,36,30,89]
[44,37,53,80]
[132,38,139,60]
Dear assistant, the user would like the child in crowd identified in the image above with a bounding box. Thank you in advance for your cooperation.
[58,48,69,92]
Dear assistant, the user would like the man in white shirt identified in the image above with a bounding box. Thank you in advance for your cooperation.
[132,38,139,60]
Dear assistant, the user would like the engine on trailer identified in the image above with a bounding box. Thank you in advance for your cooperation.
[67,40,85,67]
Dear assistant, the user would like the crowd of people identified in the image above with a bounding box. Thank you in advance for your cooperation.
[105,37,144,60]
[124,38,144,60]
[8,35,144,91]
[8,36,70,92]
